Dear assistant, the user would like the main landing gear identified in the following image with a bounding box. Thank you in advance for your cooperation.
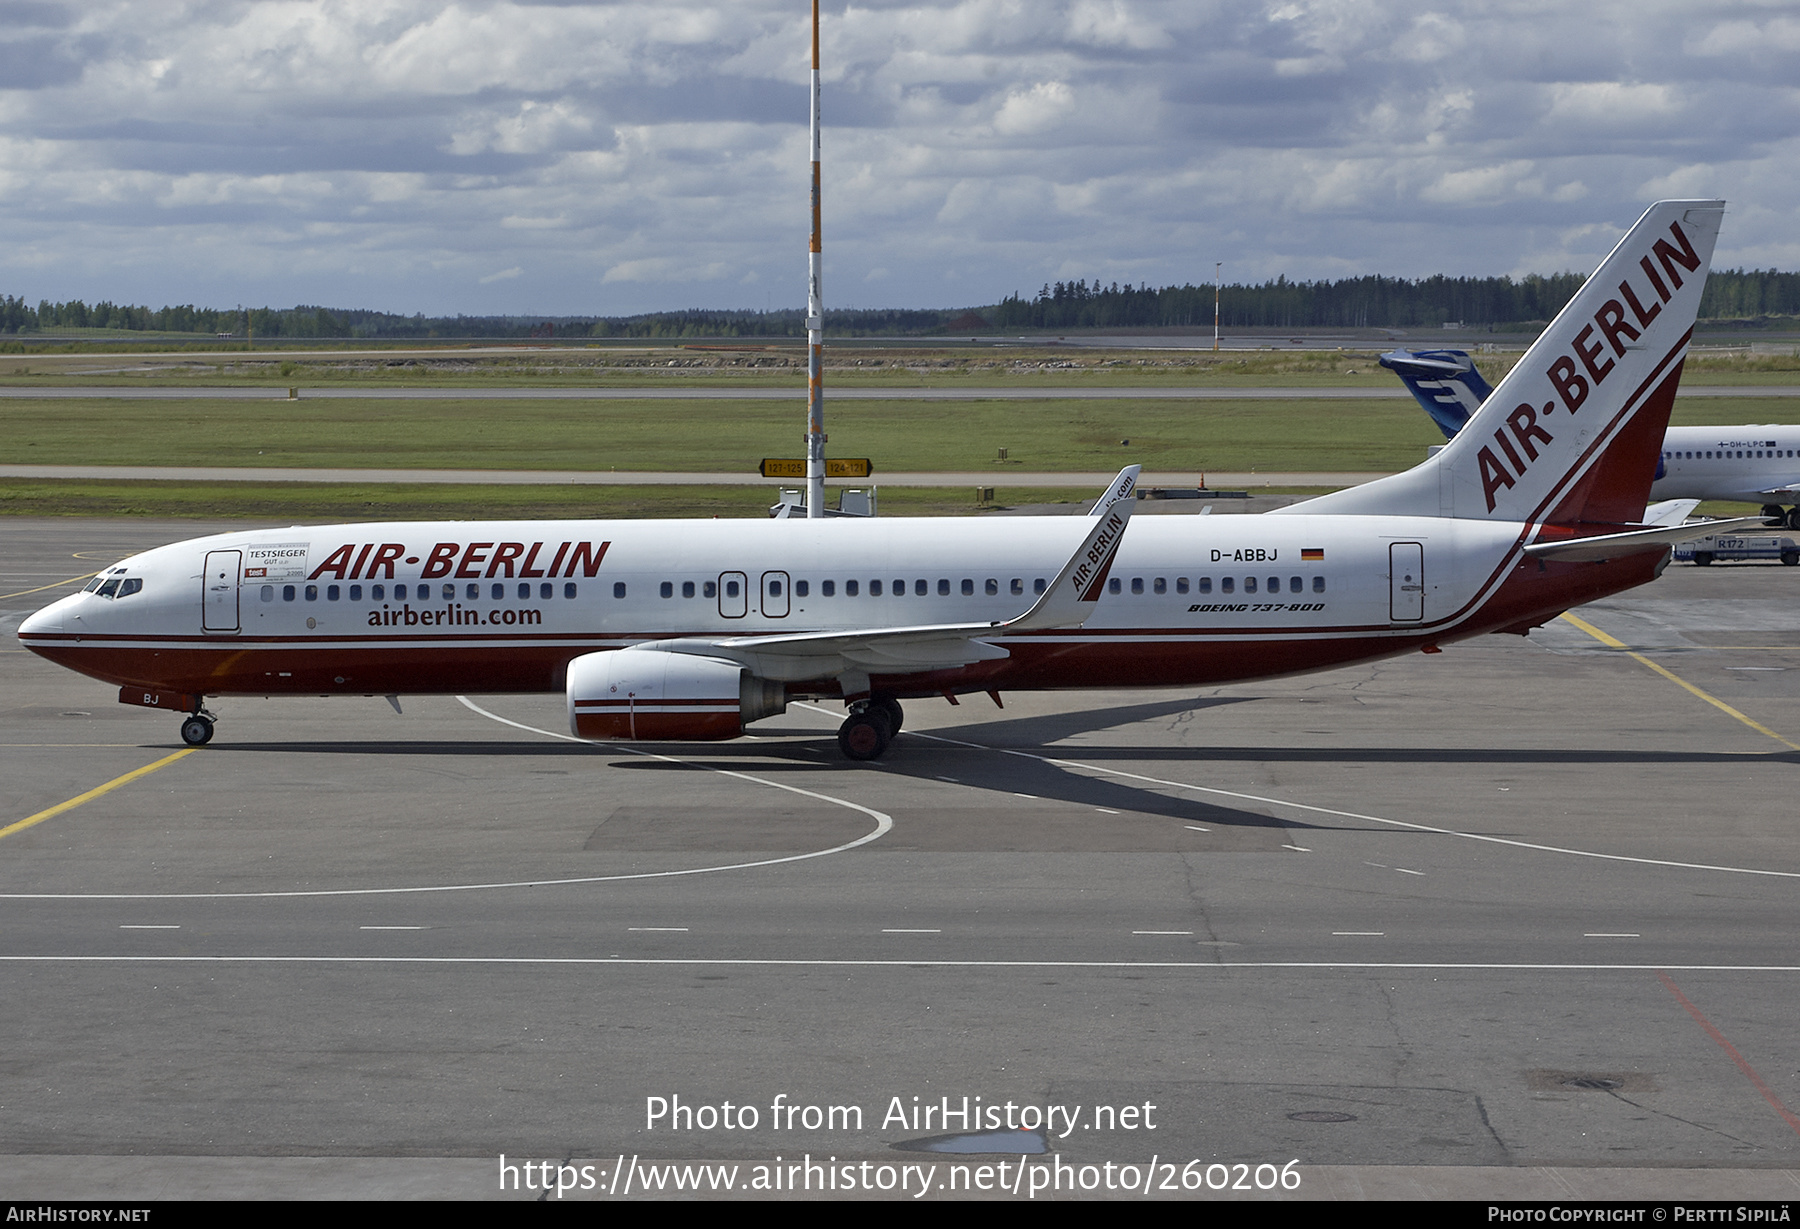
[1760,504,1800,531]
[179,706,217,746]
[837,695,904,761]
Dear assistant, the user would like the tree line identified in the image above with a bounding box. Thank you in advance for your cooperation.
[4,268,1797,339]
[989,269,1800,332]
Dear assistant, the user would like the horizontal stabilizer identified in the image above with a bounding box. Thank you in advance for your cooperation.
[1523,516,1770,562]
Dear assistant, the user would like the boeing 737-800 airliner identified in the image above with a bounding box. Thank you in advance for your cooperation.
[19,201,1749,759]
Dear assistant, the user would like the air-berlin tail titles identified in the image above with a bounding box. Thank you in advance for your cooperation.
[1477,217,1703,512]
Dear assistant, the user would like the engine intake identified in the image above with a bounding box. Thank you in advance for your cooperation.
[566,648,786,741]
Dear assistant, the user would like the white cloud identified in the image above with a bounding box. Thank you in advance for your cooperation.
[0,0,1792,314]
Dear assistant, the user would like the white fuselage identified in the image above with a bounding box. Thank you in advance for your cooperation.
[1652,425,1800,505]
[20,511,1596,704]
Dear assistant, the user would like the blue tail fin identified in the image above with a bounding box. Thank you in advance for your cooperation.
[1379,349,1494,439]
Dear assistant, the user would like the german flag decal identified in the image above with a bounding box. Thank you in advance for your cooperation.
[1301,548,1324,560]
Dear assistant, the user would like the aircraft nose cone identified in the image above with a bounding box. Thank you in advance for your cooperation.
[19,597,68,638]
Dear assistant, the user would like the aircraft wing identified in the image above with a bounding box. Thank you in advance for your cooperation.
[1523,516,1773,563]
[641,466,1140,686]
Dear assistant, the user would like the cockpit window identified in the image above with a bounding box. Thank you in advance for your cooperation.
[83,576,105,593]
[117,578,143,598]
[96,578,121,598]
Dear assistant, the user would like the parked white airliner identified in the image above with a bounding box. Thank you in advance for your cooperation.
[19,201,1751,759]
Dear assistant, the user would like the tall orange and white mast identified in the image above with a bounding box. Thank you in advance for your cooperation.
[804,0,825,517]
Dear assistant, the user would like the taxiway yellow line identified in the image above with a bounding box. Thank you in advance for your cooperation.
[1559,612,1800,751]
[0,570,98,601]
[0,749,195,843]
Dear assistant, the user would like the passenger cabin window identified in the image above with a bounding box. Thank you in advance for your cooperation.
[1197,577,1211,594]
[660,582,673,599]
[1131,578,1144,594]
[350,585,363,600]
[1221,577,1234,594]
[564,583,577,598]
[1034,578,1047,594]
[1312,576,1325,593]
[1176,578,1189,594]
[261,585,274,602]
[328,585,341,601]
[985,579,998,596]
[823,580,836,597]
[283,585,297,601]
[1244,577,1257,594]
[614,582,627,599]
[1108,578,1121,595]
[1011,579,1023,595]
[847,580,860,596]
[682,581,695,598]
[796,580,808,597]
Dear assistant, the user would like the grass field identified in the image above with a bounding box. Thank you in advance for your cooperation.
[0,480,1121,520]
[0,394,1449,473]
[3,392,1792,474]
[1,344,1795,389]
[1,341,1794,519]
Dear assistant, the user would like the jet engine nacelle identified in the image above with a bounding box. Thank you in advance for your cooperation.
[566,648,786,741]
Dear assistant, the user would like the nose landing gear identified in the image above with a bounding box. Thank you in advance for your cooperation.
[179,706,217,746]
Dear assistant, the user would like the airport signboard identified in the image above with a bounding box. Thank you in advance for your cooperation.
[759,458,874,479]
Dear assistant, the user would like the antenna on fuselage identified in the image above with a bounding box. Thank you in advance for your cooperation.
[804,0,825,518]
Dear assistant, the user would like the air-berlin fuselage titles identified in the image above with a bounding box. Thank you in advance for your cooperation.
[20,202,1736,759]
[302,539,611,583]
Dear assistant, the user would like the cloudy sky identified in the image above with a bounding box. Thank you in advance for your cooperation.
[1,0,1795,316]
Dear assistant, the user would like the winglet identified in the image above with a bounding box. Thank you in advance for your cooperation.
[1005,466,1138,630]
[1090,465,1139,515]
